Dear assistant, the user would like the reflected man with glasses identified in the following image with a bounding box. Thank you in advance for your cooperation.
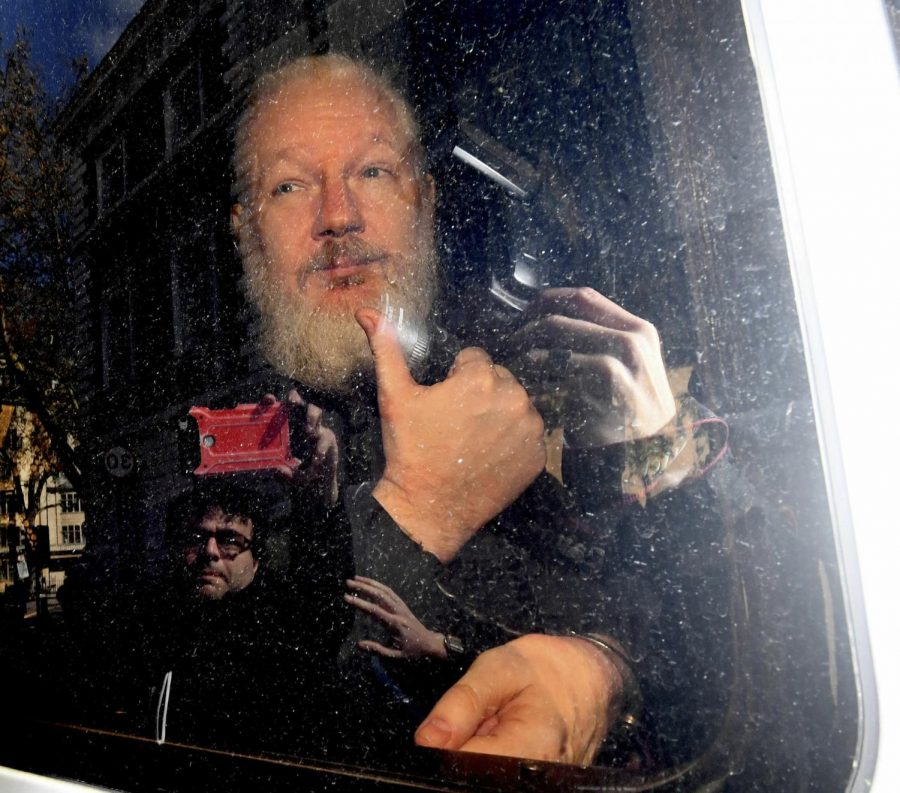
[177,499,258,601]
[140,478,306,749]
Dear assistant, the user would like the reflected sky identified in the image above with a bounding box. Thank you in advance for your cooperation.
[0,0,145,97]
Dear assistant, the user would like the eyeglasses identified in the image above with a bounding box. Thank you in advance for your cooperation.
[179,529,252,560]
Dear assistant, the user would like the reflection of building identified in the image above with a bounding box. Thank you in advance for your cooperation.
[56,0,259,570]
[43,475,88,590]
[0,475,87,593]
[0,404,87,593]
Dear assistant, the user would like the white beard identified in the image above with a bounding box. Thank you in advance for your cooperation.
[240,231,438,395]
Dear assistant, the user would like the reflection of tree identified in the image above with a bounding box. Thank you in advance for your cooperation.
[0,31,87,501]
[0,405,57,591]
[1,31,88,598]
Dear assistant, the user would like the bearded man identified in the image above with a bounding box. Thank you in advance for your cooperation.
[229,54,731,767]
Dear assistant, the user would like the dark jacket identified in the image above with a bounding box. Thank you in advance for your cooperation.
[215,346,738,767]
[138,572,336,753]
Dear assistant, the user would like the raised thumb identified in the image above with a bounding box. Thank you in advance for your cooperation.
[356,308,416,400]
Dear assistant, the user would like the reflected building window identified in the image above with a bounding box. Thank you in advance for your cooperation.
[60,492,82,514]
[125,92,165,189]
[100,290,135,389]
[96,139,126,215]
[0,491,15,518]
[60,525,84,546]
[165,60,205,155]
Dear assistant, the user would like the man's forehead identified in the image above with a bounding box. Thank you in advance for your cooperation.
[198,507,253,534]
[261,133,408,168]
[248,71,414,151]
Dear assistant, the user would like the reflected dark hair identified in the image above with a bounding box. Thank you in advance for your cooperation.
[165,478,271,559]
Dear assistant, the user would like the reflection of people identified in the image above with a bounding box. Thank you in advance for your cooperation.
[175,494,259,601]
[142,479,301,749]
[229,54,730,766]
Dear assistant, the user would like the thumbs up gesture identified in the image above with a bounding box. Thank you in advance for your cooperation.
[357,309,546,564]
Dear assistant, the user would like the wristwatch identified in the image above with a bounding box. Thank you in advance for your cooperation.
[442,633,466,658]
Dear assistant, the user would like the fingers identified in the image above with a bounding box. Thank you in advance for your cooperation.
[453,713,568,762]
[448,346,493,374]
[356,309,416,402]
[514,350,629,388]
[344,577,412,627]
[293,405,320,445]
[490,363,517,381]
[275,462,299,479]
[343,591,393,625]
[448,347,517,385]
[415,654,515,752]
[304,403,323,432]
[349,575,398,598]
[285,388,305,408]
[507,315,637,362]
[415,636,606,764]
[345,577,401,612]
[252,392,283,423]
[354,575,389,587]
[524,287,645,332]
[357,640,404,659]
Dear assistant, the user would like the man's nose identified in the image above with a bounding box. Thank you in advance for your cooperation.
[202,534,220,559]
[313,176,363,239]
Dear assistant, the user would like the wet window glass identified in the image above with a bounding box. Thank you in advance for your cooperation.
[0,1,871,790]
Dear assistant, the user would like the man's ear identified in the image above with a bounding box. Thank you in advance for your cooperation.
[230,203,245,238]
[418,173,436,223]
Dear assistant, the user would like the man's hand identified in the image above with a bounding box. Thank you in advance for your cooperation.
[356,309,546,564]
[259,390,339,506]
[414,634,622,765]
[344,575,448,660]
[508,288,676,449]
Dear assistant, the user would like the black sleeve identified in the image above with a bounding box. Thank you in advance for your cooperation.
[343,482,525,664]
[343,482,465,642]
[432,413,737,767]
[558,417,737,768]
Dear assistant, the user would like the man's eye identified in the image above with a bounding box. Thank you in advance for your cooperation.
[273,182,299,195]
[361,166,390,179]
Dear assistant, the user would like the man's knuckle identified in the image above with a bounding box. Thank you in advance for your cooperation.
[619,334,642,367]
[452,681,486,713]
[545,314,570,337]
[635,317,659,342]
[593,353,629,381]
[508,383,530,409]
[574,286,599,305]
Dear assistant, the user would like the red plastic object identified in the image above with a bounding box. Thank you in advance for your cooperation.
[189,403,298,475]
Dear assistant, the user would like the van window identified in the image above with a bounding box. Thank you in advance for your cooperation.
[0,1,872,790]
